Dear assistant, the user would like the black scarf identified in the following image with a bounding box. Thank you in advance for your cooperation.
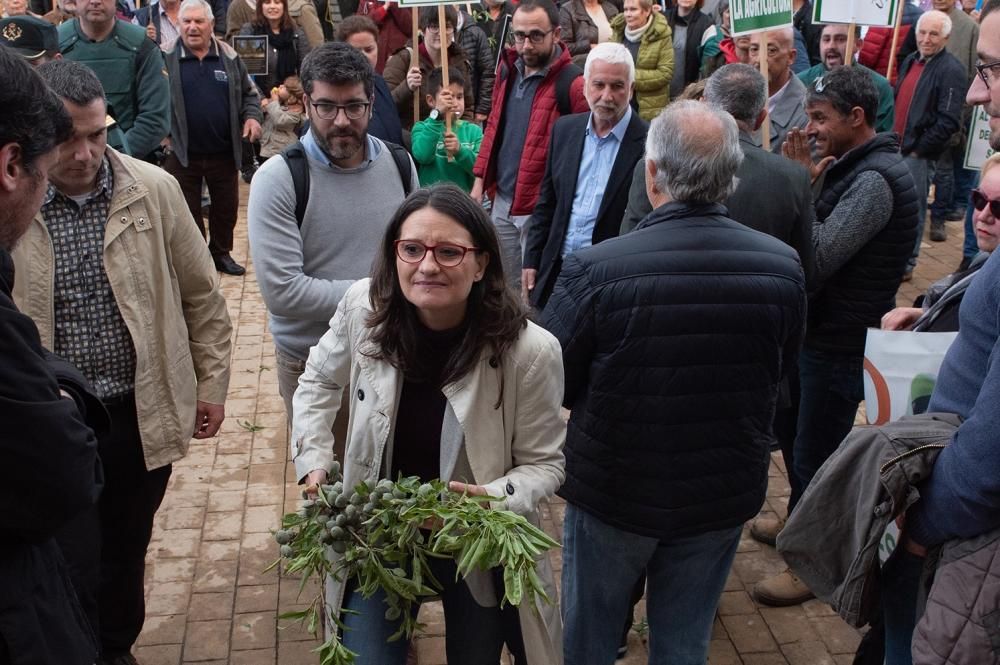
[267,26,298,82]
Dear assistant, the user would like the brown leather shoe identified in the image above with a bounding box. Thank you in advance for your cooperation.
[753,569,815,607]
[750,513,785,547]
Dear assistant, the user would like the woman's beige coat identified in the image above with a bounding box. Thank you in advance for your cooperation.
[291,279,566,662]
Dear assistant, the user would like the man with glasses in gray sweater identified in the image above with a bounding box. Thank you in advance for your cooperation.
[248,42,416,449]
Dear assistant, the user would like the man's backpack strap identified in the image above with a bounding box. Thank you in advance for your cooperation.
[554,63,583,117]
[383,140,414,196]
[280,139,411,229]
[279,141,310,228]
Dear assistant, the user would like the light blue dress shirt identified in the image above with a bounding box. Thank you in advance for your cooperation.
[561,106,632,258]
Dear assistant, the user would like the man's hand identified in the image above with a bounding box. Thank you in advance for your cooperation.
[243,118,262,143]
[443,131,460,157]
[781,127,834,183]
[895,513,928,557]
[145,22,157,41]
[193,401,225,439]
[470,177,484,203]
[406,66,422,92]
[521,268,537,304]
[474,112,488,124]
[881,307,923,331]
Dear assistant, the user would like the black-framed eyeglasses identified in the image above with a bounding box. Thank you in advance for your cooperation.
[512,29,553,44]
[976,59,1000,89]
[309,101,370,120]
[395,240,481,267]
[971,188,1000,218]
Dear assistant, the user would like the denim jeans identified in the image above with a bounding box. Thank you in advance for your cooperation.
[490,194,531,292]
[904,154,935,271]
[790,346,864,510]
[882,548,927,665]
[561,503,742,665]
[340,556,509,665]
[930,146,978,223]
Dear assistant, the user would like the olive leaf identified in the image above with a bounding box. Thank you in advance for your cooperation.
[271,471,560,665]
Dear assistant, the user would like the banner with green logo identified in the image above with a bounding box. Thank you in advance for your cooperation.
[730,0,793,36]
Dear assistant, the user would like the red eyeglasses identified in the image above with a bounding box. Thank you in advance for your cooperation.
[971,189,1000,218]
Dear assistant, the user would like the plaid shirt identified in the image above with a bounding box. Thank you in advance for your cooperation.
[42,157,137,399]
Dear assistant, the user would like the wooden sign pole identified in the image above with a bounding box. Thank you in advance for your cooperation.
[412,7,420,127]
[845,22,857,67]
[886,0,905,82]
[438,3,452,134]
[760,31,771,151]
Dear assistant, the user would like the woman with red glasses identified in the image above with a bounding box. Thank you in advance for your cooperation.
[882,152,1000,334]
[289,183,566,664]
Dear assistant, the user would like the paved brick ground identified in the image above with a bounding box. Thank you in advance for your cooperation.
[134,184,967,664]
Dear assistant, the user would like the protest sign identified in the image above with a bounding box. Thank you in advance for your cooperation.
[965,106,996,171]
[730,0,793,36]
[813,0,899,27]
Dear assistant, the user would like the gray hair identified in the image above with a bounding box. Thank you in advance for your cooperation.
[704,63,766,127]
[584,42,636,86]
[917,9,952,37]
[644,100,743,204]
[179,0,214,21]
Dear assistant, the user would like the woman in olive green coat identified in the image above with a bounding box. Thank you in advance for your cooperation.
[610,0,672,121]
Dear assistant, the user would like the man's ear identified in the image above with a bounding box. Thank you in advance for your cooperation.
[754,108,767,131]
[0,143,25,195]
[850,105,867,128]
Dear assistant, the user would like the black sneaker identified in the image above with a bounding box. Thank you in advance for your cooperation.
[944,208,965,222]
[929,221,947,242]
[214,254,246,276]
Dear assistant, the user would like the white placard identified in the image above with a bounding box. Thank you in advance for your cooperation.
[813,0,898,27]
[965,106,996,171]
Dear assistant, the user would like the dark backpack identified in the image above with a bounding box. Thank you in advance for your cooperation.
[497,60,582,116]
[279,140,414,228]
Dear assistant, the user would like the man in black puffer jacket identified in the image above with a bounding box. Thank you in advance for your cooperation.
[0,47,105,665]
[545,99,806,665]
[753,65,919,608]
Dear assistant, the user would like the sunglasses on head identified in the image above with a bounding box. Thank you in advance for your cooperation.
[971,189,1000,218]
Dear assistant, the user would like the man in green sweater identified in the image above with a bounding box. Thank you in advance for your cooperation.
[59,0,170,160]
[410,67,483,192]
[798,23,895,134]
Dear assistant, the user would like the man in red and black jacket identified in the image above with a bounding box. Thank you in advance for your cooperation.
[471,0,588,292]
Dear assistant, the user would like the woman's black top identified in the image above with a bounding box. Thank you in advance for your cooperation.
[389,323,465,482]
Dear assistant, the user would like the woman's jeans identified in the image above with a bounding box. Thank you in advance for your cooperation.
[340,556,509,665]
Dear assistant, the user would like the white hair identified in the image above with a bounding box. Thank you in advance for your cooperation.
[584,42,636,87]
[917,9,952,37]
[179,0,214,21]
[645,100,743,204]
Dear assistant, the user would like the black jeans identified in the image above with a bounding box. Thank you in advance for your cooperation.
[56,393,172,656]
[164,152,240,258]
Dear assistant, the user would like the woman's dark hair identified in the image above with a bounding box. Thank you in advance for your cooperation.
[0,48,72,174]
[254,0,295,32]
[366,184,529,394]
[336,14,378,42]
[419,4,457,30]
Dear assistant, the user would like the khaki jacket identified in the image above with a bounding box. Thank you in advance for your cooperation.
[12,149,232,471]
[291,279,566,663]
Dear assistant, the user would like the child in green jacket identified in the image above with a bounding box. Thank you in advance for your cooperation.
[410,67,483,192]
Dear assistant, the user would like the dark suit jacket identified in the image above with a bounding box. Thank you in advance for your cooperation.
[621,132,816,288]
[524,110,648,308]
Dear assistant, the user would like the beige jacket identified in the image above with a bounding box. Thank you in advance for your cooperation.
[12,149,232,471]
[291,279,566,663]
